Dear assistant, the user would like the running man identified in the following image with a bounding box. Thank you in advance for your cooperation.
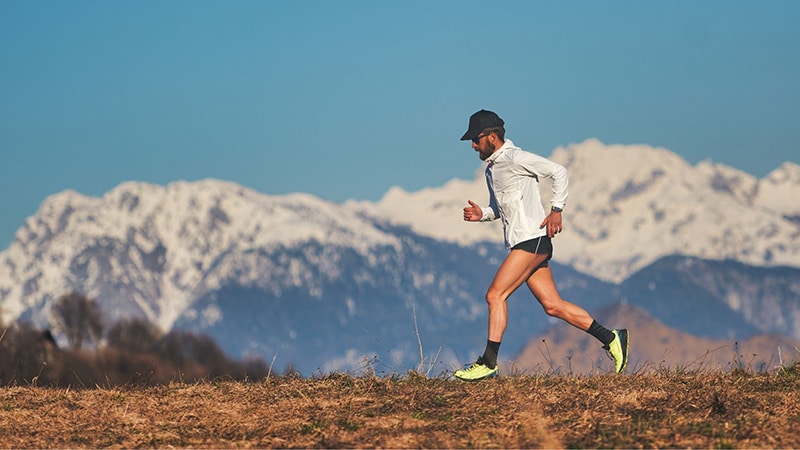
[454,109,629,381]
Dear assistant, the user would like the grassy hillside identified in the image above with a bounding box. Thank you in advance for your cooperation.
[1,368,798,448]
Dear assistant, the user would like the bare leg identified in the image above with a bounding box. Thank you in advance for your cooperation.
[525,265,593,331]
[485,249,550,342]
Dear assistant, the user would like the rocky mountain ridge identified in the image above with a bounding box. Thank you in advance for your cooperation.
[0,140,798,374]
[1,179,400,331]
[354,139,800,282]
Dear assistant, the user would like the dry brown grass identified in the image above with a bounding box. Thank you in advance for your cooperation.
[0,367,798,449]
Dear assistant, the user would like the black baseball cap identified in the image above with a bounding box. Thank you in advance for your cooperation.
[460,109,505,141]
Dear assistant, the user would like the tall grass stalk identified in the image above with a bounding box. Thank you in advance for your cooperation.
[412,303,444,377]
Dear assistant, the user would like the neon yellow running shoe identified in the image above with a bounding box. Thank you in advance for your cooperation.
[603,329,629,374]
[454,356,498,382]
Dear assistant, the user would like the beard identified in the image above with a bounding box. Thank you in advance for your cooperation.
[476,142,495,161]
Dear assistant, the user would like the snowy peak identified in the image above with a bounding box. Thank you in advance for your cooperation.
[1,143,798,373]
[547,141,799,281]
[1,141,797,330]
[550,138,690,186]
[347,177,504,247]
[755,162,800,217]
[695,161,759,206]
[0,179,400,329]
[363,139,800,282]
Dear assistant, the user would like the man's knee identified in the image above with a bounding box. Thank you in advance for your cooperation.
[540,300,563,318]
[485,288,505,306]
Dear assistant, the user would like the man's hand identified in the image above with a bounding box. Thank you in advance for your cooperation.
[540,210,563,238]
[463,200,483,222]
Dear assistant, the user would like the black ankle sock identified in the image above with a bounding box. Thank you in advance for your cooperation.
[482,340,501,369]
[587,320,615,346]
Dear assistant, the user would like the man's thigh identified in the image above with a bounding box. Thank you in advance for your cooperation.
[526,265,560,303]
[488,249,549,300]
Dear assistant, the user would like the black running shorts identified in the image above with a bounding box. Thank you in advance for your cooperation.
[511,236,553,268]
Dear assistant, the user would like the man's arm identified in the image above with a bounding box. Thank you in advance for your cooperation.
[516,151,568,211]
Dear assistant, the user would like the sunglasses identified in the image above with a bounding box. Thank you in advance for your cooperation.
[471,133,490,144]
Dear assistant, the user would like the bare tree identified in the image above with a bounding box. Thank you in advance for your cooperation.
[50,291,104,350]
[107,317,163,354]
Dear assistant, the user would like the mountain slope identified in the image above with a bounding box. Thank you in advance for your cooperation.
[0,180,401,331]
[619,255,800,341]
[0,179,618,373]
[353,139,800,283]
[512,304,800,375]
[0,140,798,374]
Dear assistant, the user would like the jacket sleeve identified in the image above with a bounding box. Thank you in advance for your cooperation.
[481,188,499,222]
[515,151,569,210]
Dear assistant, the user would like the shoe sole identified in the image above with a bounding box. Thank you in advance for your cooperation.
[617,329,629,374]
[454,371,498,382]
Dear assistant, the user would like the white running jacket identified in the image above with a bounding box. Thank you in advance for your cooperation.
[479,139,569,249]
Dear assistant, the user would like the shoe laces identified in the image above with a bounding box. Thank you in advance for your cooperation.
[464,357,486,371]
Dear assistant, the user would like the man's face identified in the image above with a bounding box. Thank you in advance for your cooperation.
[472,133,495,161]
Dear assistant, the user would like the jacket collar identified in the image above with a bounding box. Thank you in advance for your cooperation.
[485,139,515,164]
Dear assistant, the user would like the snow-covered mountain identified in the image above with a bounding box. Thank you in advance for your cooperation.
[0,180,401,331]
[0,179,582,373]
[354,139,800,283]
[0,139,798,374]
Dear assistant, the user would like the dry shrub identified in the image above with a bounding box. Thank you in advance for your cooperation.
[0,322,270,388]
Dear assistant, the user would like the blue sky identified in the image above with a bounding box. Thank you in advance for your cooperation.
[1,1,798,248]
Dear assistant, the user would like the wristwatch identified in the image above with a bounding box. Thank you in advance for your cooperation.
[551,206,563,213]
